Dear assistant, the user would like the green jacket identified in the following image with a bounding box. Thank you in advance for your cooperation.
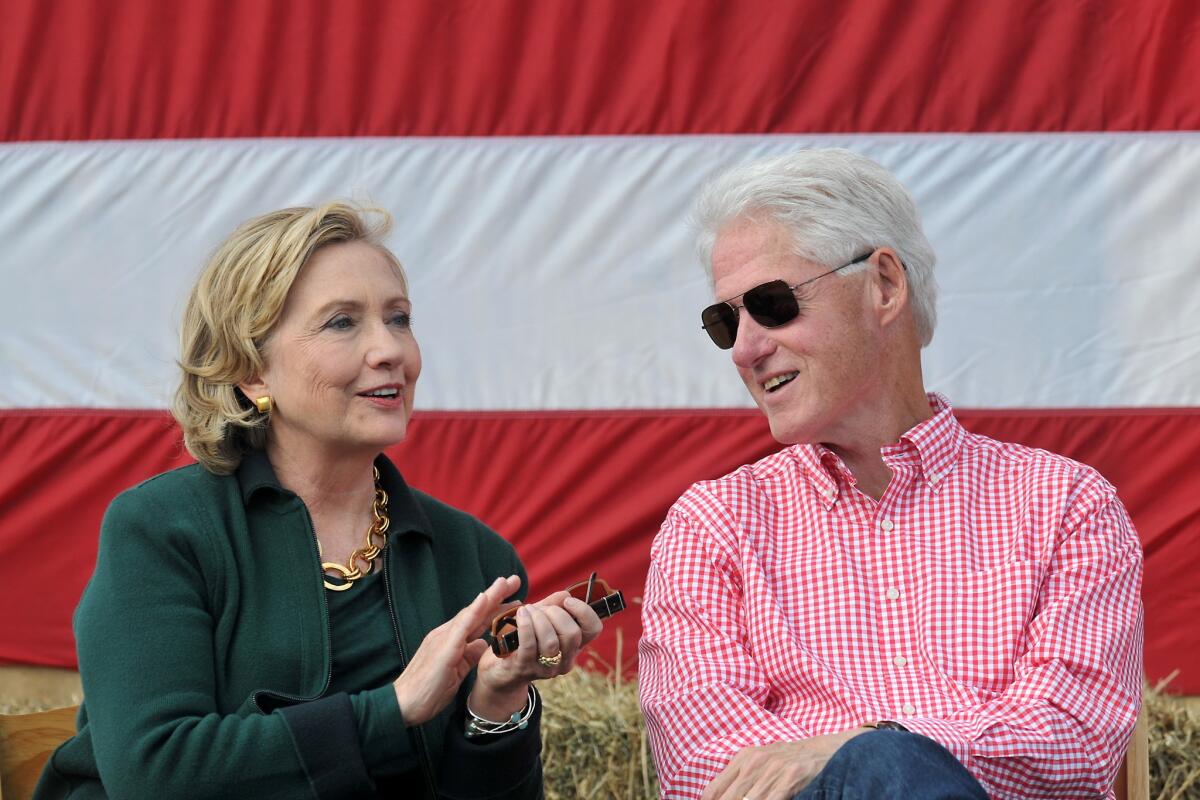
[36,452,543,799]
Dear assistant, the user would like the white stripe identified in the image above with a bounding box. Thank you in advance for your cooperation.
[2,134,1198,410]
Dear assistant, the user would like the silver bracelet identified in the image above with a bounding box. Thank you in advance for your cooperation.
[464,686,538,738]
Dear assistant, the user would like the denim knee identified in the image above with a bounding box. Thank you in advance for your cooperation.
[797,729,987,800]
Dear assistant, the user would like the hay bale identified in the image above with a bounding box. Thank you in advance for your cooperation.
[1147,683,1200,800]
[539,668,1200,800]
[7,662,1199,798]
[0,665,83,715]
[539,655,658,799]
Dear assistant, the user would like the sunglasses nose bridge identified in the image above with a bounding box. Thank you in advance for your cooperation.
[730,304,781,365]
[706,278,801,348]
[704,298,776,352]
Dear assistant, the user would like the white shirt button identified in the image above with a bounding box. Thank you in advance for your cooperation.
[886,588,900,600]
[927,471,940,483]
[902,703,917,715]
[825,487,837,499]
[892,655,908,667]
[879,519,895,532]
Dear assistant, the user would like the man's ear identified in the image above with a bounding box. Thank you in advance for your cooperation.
[871,248,909,326]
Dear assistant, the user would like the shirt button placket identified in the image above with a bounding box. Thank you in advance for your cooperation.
[875,511,912,716]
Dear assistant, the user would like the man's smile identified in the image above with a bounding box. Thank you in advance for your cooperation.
[762,371,798,393]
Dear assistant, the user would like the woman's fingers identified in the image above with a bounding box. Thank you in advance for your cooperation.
[451,575,521,640]
[472,575,614,684]
[534,590,604,643]
[481,575,522,610]
[537,604,583,667]
[463,638,489,667]
[517,603,590,675]
[516,605,560,661]
[393,576,525,727]
[561,596,604,643]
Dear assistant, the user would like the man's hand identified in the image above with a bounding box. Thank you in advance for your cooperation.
[701,728,870,800]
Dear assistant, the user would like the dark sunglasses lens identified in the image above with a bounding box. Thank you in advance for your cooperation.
[701,303,737,349]
[492,608,518,632]
[744,281,799,328]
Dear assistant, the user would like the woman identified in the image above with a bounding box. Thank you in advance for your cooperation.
[36,203,602,798]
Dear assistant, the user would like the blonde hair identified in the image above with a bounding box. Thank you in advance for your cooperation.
[173,202,405,474]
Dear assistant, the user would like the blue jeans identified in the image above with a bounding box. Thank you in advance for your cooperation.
[793,730,989,799]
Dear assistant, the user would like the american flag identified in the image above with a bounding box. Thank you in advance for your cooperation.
[1,0,1196,694]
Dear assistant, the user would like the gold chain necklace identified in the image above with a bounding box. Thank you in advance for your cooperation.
[319,466,390,592]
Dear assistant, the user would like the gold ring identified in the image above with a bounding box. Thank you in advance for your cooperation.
[537,652,563,667]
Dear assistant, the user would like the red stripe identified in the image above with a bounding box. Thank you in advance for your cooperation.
[3,0,1197,142]
[2,409,1197,690]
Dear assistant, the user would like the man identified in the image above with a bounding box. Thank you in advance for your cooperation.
[638,149,1143,799]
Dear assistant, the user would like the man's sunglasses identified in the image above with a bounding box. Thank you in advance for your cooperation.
[489,572,626,657]
[700,251,874,349]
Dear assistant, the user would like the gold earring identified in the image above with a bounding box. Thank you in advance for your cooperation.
[254,396,273,414]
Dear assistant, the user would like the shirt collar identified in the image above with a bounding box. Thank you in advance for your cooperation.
[881,392,965,486]
[795,392,965,497]
[236,448,281,500]
[793,444,850,507]
[236,449,434,539]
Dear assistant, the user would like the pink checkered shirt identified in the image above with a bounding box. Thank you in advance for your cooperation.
[638,395,1143,799]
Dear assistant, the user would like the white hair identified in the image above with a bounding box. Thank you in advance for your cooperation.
[693,148,938,346]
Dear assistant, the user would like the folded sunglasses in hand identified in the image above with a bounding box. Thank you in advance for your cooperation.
[489,572,626,657]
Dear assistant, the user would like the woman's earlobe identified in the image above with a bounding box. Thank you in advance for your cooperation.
[237,378,268,406]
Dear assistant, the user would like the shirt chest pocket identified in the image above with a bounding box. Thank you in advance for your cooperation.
[927,560,1045,694]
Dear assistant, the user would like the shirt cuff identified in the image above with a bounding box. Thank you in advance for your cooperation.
[278,692,375,799]
[350,683,420,773]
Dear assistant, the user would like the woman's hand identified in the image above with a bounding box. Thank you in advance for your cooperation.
[392,574,522,727]
[468,591,604,720]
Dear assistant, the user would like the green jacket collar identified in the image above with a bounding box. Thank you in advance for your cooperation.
[236,449,433,540]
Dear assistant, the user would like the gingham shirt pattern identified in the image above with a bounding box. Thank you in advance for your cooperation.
[638,395,1143,799]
